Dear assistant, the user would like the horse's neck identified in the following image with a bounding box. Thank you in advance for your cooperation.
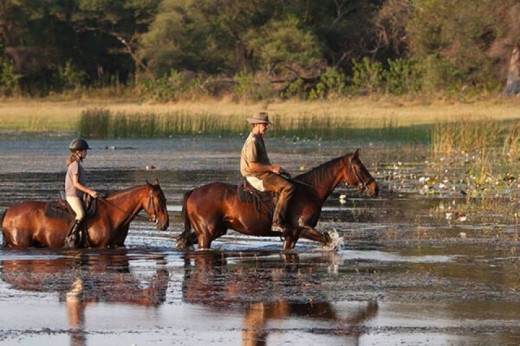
[295,158,344,201]
[105,186,147,223]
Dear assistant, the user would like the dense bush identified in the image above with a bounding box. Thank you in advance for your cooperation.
[0,0,518,99]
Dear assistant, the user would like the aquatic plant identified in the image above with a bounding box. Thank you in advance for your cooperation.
[428,119,520,226]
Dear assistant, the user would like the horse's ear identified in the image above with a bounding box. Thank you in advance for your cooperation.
[353,148,360,158]
[146,179,160,187]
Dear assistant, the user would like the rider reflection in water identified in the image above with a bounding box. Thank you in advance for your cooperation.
[64,138,99,247]
[240,111,295,233]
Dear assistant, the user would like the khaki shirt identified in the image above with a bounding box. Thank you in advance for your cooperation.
[240,132,271,177]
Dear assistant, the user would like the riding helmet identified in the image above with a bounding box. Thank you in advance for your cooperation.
[69,138,91,152]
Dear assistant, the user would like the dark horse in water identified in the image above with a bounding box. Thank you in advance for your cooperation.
[1,179,169,249]
[177,149,378,250]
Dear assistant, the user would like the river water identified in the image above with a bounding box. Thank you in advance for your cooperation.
[0,134,519,345]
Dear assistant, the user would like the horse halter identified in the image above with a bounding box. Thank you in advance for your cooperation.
[349,157,375,192]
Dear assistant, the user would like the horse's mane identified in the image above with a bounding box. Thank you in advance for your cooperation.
[294,155,346,187]
[104,184,147,199]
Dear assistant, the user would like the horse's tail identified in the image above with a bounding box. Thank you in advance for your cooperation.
[176,190,195,250]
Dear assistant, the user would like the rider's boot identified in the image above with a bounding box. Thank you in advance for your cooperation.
[65,220,82,248]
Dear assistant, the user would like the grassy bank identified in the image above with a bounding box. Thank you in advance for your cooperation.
[1,96,520,135]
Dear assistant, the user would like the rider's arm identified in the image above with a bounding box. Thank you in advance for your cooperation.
[72,174,98,198]
[248,161,282,174]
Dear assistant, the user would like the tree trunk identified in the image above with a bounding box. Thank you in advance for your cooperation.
[503,46,520,95]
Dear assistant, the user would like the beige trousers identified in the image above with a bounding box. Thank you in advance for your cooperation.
[66,196,85,221]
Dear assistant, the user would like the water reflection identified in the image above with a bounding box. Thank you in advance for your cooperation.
[0,248,168,346]
[182,251,378,345]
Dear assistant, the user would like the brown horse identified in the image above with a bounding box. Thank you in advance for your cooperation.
[1,179,169,248]
[177,149,378,250]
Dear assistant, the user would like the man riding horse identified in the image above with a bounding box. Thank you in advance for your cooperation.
[240,111,295,234]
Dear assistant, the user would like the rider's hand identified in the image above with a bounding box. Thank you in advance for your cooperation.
[279,168,291,179]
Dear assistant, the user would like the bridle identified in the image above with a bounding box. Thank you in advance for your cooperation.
[146,189,159,225]
[98,187,160,224]
[349,157,375,192]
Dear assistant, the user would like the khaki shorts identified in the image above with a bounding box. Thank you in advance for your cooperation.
[246,176,265,192]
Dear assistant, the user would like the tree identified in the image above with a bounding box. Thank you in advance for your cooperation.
[487,0,520,95]
[406,0,504,93]
[0,0,160,94]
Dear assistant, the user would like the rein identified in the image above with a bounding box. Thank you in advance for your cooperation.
[97,190,158,223]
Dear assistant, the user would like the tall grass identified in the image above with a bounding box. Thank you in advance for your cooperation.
[431,119,520,161]
[77,108,245,138]
[431,119,520,203]
[77,108,430,141]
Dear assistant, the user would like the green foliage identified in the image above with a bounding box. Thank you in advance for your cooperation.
[57,61,86,92]
[407,0,502,93]
[382,58,421,95]
[0,0,517,98]
[308,68,346,100]
[350,58,384,95]
[0,57,21,96]
[248,16,322,75]
[233,70,276,101]
[280,78,307,99]
[139,69,186,101]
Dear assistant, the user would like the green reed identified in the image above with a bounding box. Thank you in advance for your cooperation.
[77,108,244,138]
[431,119,520,162]
[77,107,430,142]
[430,119,520,222]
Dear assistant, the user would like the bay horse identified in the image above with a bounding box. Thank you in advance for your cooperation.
[1,179,169,248]
[177,149,378,250]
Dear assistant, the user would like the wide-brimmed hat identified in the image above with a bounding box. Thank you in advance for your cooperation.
[247,112,272,124]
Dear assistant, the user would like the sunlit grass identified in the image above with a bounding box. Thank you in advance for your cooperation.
[431,119,520,162]
[75,107,434,141]
[427,118,520,227]
[2,96,520,134]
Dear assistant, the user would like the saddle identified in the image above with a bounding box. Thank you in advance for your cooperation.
[237,179,275,216]
[237,179,273,202]
[44,192,97,220]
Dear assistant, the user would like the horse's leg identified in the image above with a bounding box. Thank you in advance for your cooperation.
[282,237,297,250]
[299,226,327,243]
[282,225,326,249]
[176,231,198,250]
[299,225,342,251]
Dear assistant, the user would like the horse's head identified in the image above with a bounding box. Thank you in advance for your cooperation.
[342,149,379,197]
[144,179,169,231]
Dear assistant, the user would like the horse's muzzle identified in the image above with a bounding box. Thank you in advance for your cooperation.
[363,181,379,198]
[156,218,169,231]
